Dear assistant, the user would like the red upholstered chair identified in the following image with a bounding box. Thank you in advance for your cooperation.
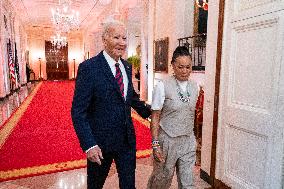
[194,87,204,166]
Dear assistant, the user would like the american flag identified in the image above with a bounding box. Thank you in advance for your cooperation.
[14,42,20,84]
[7,39,16,88]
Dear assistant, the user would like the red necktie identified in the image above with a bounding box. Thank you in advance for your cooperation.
[115,63,124,97]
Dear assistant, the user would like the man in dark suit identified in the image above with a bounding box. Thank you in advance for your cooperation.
[71,20,151,189]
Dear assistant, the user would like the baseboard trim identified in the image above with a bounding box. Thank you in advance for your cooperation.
[214,178,231,189]
[200,169,231,189]
[200,168,213,185]
[21,83,28,87]
[0,82,30,101]
[0,96,6,101]
[0,93,10,101]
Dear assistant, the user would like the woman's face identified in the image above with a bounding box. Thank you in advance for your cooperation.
[172,56,192,81]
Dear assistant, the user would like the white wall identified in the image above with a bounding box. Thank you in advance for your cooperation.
[82,29,103,59]
[27,32,45,80]
[0,0,28,97]
[68,33,84,79]
[191,71,205,87]
[200,0,220,175]
[126,5,142,58]
[0,0,7,98]
[27,29,83,80]
[146,0,196,102]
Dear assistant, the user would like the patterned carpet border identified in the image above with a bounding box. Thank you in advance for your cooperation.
[131,111,150,129]
[0,82,43,149]
[0,148,152,181]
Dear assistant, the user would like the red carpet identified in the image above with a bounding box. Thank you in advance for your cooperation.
[0,81,151,181]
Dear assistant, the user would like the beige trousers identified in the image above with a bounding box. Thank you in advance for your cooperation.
[147,130,196,189]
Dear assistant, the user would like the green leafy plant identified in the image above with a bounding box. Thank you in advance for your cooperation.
[127,55,140,70]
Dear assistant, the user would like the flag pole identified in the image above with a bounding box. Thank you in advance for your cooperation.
[38,58,42,80]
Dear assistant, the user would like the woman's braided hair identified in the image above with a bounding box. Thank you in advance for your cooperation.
[171,46,192,64]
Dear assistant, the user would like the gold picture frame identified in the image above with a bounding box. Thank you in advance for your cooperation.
[154,37,169,73]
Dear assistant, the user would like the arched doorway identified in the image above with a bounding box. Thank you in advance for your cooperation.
[45,41,69,80]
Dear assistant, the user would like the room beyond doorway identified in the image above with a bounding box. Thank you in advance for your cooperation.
[45,41,69,80]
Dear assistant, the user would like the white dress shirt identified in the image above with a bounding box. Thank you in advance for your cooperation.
[151,79,199,110]
[103,51,128,99]
[86,51,129,153]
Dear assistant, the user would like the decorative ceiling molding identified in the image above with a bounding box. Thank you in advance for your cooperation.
[8,0,140,33]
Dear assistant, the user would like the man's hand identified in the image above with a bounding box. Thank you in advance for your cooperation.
[153,147,165,163]
[87,146,104,165]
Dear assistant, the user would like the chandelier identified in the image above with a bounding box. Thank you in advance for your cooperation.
[51,0,79,33]
[51,33,67,49]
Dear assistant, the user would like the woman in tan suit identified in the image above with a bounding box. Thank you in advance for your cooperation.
[147,46,199,189]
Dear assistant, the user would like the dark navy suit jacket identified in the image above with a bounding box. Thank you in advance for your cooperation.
[71,51,151,153]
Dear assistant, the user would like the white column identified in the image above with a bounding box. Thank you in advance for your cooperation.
[0,0,5,98]
[200,0,220,176]
[0,2,11,97]
[146,0,155,103]
[0,40,6,98]
[139,1,148,101]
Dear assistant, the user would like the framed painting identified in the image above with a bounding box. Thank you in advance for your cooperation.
[154,37,169,73]
[25,50,29,65]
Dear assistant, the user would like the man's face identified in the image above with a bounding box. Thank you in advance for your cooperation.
[103,25,127,61]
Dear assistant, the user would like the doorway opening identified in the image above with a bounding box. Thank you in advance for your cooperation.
[45,41,69,80]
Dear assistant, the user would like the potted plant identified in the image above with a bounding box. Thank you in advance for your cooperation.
[127,55,141,91]
[127,55,140,71]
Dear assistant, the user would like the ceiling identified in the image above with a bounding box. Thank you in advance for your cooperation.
[9,0,140,32]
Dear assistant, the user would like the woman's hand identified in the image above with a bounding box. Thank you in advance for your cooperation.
[153,146,165,163]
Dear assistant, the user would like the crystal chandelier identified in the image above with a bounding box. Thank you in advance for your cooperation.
[49,47,59,54]
[51,0,79,33]
[51,33,67,49]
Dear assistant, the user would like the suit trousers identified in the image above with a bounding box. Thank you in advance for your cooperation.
[147,130,196,189]
[87,145,136,189]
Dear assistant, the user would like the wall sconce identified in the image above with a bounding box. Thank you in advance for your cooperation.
[38,57,42,80]
[73,58,76,79]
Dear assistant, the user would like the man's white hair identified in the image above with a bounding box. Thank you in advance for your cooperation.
[102,18,126,38]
